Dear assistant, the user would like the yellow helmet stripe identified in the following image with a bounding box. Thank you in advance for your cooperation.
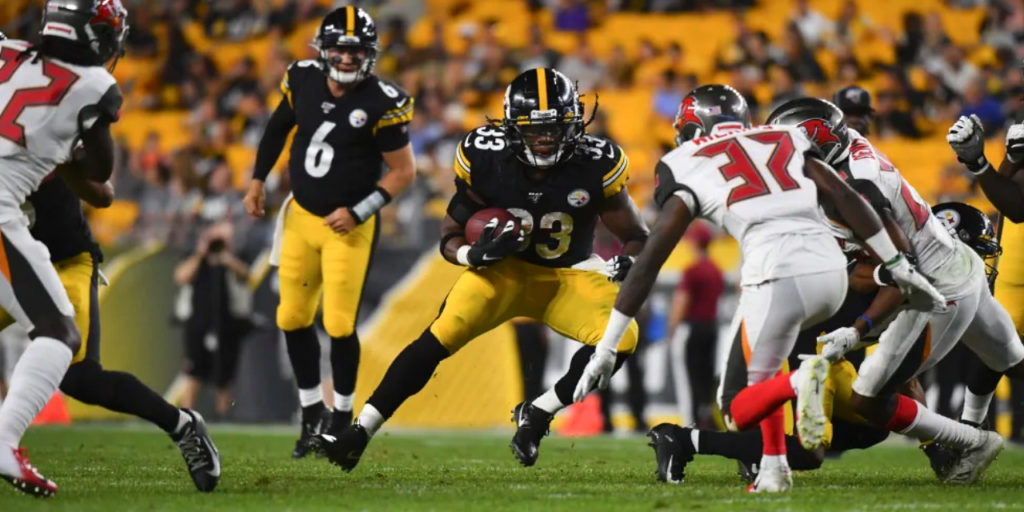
[346,6,356,36]
[536,68,548,111]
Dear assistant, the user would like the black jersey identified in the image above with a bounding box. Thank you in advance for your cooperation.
[280,60,413,217]
[27,173,101,263]
[452,127,630,268]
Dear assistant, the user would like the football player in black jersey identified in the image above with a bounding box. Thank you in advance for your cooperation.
[0,167,221,492]
[315,68,650,472]
[242,6,417,458]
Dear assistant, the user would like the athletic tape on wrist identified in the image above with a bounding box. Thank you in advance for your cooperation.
[351,188,392,223]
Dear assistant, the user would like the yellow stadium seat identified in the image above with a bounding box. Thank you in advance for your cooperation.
[112,111,190,153]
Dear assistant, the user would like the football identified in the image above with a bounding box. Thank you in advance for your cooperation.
[465,207,519,244]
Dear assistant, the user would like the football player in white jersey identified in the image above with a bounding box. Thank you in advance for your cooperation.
[574,85,945,493]
[768,98,1022,484]
[0,0,127,497]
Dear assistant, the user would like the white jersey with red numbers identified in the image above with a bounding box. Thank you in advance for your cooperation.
[842,129,978,299]
[0,39,120,218]
[656,124,845,286]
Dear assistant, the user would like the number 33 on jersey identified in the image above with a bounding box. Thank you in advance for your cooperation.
[280,59,413,217]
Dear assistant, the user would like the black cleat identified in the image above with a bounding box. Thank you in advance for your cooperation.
[293,406,331,459]
[921,440,961,481]
[736,459,759,484]
[172,409,221,492]
[647,423,695,484]
[316,424,370,472]
[509,402,553,467]
[326,410,353,436]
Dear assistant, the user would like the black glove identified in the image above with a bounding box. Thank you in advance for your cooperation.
[466,218,522,267]
[605,255,635,283]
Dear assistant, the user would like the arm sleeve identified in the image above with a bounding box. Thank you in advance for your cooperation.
[252,97,296,181]
[374,96,415,153]
[446,178,484,225]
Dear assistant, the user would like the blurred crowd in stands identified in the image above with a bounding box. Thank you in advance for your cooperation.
[1,0,1021,256]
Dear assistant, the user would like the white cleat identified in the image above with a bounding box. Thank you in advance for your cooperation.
[795,355,829,450]
[746,461,791,493]
[946,430,1003,484]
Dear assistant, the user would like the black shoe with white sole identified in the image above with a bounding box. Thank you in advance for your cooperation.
[316,424,370,473]
[509,402,553,467]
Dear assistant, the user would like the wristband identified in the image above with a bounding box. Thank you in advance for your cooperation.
[857,314,874,333]
[865,230,899,265]
[456,245,472,266]
[964,156,992,176]
[350,187,392,224]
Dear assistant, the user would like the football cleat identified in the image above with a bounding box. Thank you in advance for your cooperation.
[946,430,1003,484]
[795,355,829,450]
[172,409,221,492]
[293,406,332,459]
[509,402,554,467]
[646,423,695,484]
[316,424,369,473]
[0,446,57,497]
[736,459,759,484]
[746,458,792,493]
[326,410,353,436]
[921,440,960,481]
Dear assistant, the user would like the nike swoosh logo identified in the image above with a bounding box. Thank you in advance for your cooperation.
[396,98,408,108]
[482,254,502,261]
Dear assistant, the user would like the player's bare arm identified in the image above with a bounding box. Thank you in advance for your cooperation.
[76,118,116,183]
[324,142,416,235]
[614,196,691,318]
[245,97,297,217]
[599,188,649,257]
[56,164,114,208]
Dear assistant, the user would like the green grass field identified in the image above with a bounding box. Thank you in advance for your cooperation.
[3,425,1024,511]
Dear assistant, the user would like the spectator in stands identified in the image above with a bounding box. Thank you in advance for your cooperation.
[652,70,686,122]
[768,65,804,113]
[896,11,926,66]
[834,0,874,46]
[789,0,832,47]
[603,44,635,89]
[875,89,921,138]
[928,43,979,96]
[960,78,1006,134]
[780,22,825,82]
[557,36,606,92]
[174,221,253,419]
[554,0,589,32]
[666,221,723,430]
[518,27,562,72]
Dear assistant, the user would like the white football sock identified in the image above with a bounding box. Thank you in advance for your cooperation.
[690,429,700,453]
[334,392,354,413]
[298,387,322,408]
[961,390,994,425]
[356,404,384,438]
[760,454,788,469]
[0,337,72,447]
[899,402,982,449]
[532,388,564,415]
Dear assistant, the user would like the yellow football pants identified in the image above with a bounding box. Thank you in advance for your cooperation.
[429,257,639,354]
[0,251,97,364]
[275,201,377,337]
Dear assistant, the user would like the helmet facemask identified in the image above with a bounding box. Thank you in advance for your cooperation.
[506,114,583,169]
[318,43,376,85]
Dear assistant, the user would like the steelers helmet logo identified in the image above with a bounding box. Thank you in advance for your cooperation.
[349,109,368,128]
[937,208,961,230]
[567,189,590,208]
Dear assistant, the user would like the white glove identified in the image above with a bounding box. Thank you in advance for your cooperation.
[817,326,860,363]
[1007,123,1024,164]
[946,114,988,173]
[885,255,947,312]
[572,347,617,403]
[605,255,635,283]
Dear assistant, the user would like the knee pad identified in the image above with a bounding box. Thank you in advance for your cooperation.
[276,305,316,332]
[323,313,355,339]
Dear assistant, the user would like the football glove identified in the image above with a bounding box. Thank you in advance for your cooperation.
[1006,123,1024,164]
[884,254,947,312]
[605,255,635,283]
[817,326,860,363]
[466,218,522,268]
[946,114,989,174]
[573,347,617,403]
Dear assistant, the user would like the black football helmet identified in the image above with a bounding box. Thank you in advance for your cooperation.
[40,0,129,69]
[502,68,585,169]
[673,84,751,146]
[312,6,378,84]
[933,202,1002,284]
[766,98,851,166]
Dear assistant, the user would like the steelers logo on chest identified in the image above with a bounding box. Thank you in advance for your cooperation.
[567,188,590,208]
[349,108,368,128]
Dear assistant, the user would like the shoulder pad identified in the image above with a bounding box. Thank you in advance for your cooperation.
[281,60,321,105]
[453,125,507,185]
[576,135,629,198]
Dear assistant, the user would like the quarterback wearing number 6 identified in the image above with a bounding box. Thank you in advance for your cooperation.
[242,6,416,458]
